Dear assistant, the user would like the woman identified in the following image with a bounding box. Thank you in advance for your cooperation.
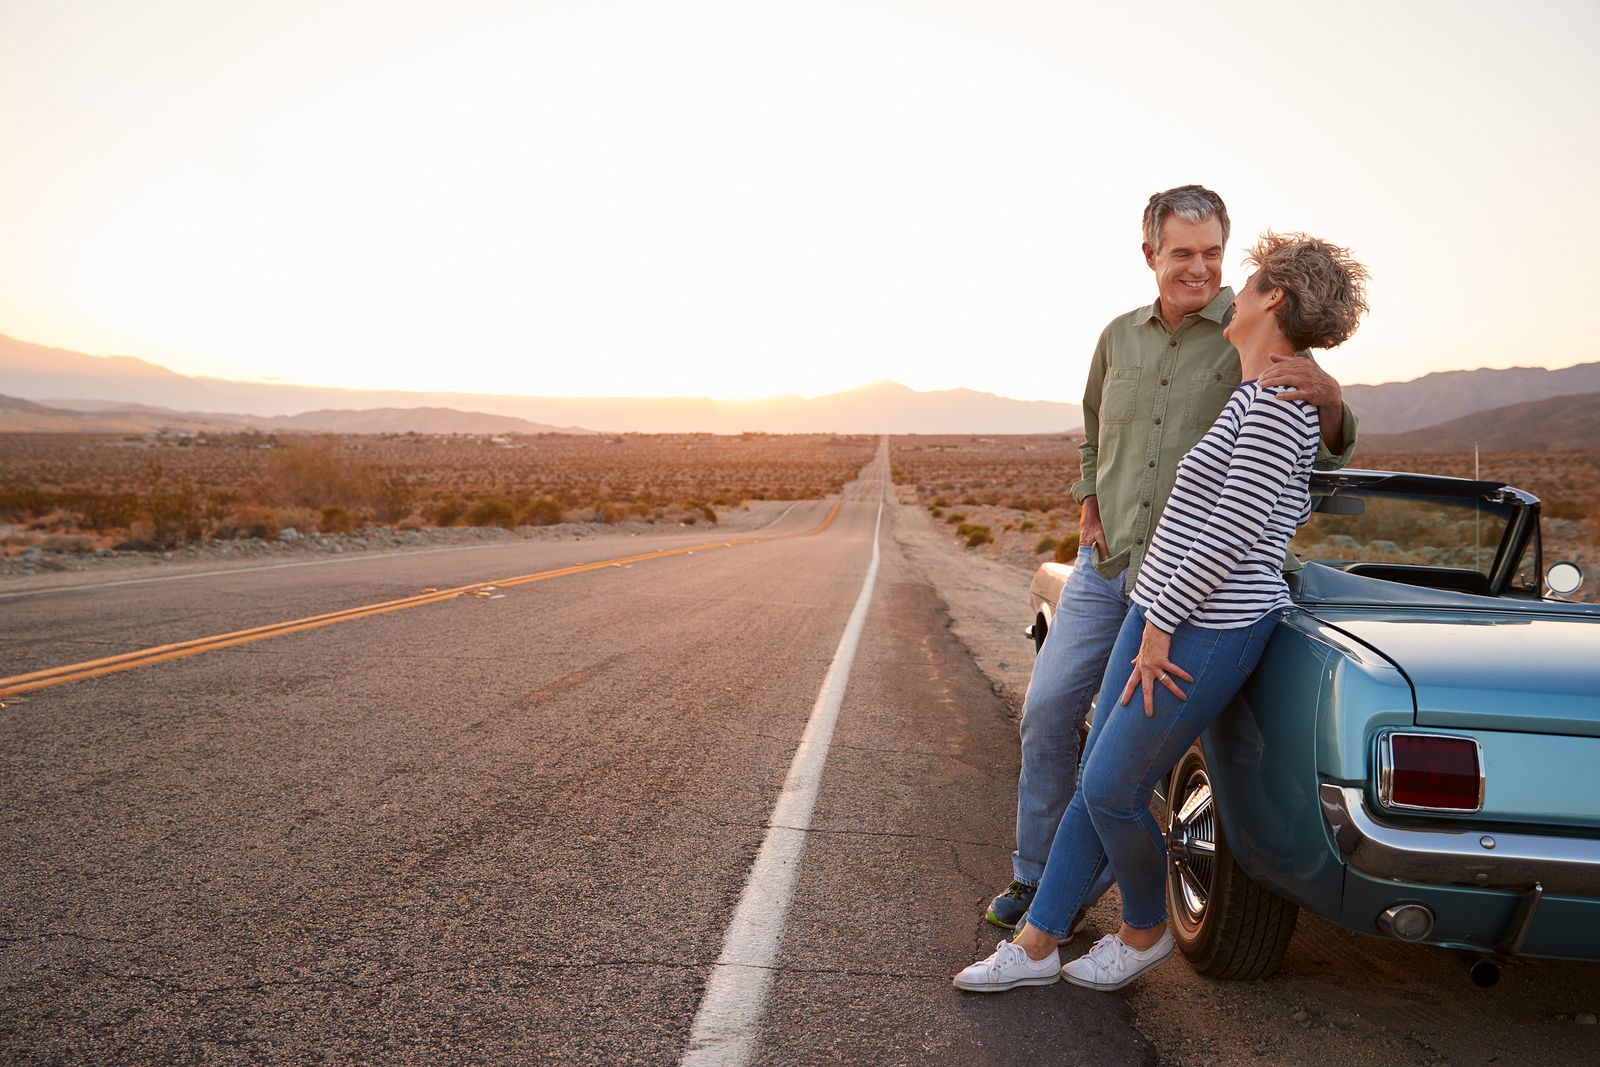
[955,232,1369,993]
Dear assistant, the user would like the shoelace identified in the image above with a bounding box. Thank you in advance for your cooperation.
[1079,934,1127,979]
[986,940,1028,976]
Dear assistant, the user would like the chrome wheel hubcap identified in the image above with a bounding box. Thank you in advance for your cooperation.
[1168,767,1217,924]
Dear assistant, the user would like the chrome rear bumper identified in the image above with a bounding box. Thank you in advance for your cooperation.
[1319,784,1600,897]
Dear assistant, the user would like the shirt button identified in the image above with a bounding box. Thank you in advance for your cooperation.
[1136,537,1145,544]
[1148,460,1156,468]
[1141,501,1150,508]
[1154,418,1162,425]
[1214,373,1223,381]
[1160,378,1168,386]
[1169,340,1178,348]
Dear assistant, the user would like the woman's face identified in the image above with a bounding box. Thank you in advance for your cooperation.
[1223,272,1277,347]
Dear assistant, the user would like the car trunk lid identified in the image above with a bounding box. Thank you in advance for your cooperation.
[1316,610,1600,738]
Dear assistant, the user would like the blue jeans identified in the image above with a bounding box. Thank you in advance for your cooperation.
[1023,603,1281,937]
[1013,546,1130,894]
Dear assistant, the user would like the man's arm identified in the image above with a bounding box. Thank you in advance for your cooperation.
[1256,351,1358,468]
[1073,333,1111,555]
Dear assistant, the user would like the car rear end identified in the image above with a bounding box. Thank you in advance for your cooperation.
[1308,606,1600,965]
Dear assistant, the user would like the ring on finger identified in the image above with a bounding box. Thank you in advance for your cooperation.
[1157,671,1168,683]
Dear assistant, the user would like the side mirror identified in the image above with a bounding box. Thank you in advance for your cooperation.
[1546,561,1584,597]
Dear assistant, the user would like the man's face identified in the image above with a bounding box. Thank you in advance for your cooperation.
[1143,215,1225,321]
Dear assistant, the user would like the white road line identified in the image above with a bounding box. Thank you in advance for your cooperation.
[680,495,883,1067]
[0,501,812,602]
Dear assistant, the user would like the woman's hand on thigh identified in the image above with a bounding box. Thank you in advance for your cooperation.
[1119,622,1192,718]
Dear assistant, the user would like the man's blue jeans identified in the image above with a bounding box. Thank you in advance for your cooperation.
[1013,545,1130,893]
[1023,603,1282,937]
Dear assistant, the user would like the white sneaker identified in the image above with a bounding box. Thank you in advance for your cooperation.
[1061,930,1175,991]
[952,939,1061,993]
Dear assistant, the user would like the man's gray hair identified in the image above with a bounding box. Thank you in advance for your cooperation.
[1142,185,1230,252]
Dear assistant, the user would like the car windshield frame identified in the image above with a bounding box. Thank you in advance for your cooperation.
[1295,470,1541,601]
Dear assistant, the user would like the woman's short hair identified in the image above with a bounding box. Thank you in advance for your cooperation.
[1244,232,1370,350]
[1143,185,1230,252]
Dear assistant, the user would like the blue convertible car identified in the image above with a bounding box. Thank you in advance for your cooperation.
[1025,470,1599,985]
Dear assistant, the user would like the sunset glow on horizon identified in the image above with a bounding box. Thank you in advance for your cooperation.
[2,0,1597,404]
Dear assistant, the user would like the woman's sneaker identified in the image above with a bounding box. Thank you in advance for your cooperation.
[952,939,1061,993]
[1061,929,1175,991]
[984,880,1037,929]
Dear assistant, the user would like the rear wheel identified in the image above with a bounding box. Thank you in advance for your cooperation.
[1164,740,1298,979]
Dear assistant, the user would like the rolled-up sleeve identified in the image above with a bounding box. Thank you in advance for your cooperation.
[1312,400,1358,471]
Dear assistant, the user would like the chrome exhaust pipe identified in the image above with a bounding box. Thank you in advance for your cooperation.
[1463,952,1500,988]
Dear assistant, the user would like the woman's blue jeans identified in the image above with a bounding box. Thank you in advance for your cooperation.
[1023,603,1281,937]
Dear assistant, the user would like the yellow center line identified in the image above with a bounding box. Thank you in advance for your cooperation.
[0,497,847,699]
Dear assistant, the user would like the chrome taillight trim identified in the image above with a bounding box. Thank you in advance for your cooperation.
[1375,730,1485,815]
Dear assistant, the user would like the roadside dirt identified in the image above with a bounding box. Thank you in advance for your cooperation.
[889,489,1600,1067]
[0,500,798,592]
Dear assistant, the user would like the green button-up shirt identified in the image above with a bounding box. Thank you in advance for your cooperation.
[1071,287,1358,584]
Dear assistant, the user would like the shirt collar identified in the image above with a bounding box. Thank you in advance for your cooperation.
[1135,286,1236,328]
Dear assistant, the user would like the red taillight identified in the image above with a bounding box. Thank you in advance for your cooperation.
[1382,733,1482,812]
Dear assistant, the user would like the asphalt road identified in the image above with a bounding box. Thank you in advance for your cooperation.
[0,446,1153,1065]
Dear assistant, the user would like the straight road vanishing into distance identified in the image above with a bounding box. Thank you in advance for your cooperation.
[0,442,1154,1064]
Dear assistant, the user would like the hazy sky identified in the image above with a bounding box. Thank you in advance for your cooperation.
[2,0,1597,402]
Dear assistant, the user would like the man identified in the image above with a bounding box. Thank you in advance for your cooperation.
[986,185,1357,930]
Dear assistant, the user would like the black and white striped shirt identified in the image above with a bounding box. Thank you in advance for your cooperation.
[1131,382,1318,632]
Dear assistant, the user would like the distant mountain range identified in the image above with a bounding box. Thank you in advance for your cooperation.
[1341,363,1600,434]
[1361,390,1600,453]
[0,332,1084,434]
[0,393,588,436]
[0,329,1595,441]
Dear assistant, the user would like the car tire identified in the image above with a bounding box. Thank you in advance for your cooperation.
[1163,739,1299,979]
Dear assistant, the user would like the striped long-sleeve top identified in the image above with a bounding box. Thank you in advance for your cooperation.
[1131,382,1319,633]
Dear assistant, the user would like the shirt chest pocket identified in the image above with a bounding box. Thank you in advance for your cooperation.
[1182,370,1237,430]
[1101,366,1140,425]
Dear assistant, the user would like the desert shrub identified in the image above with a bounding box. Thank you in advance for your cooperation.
[591,502,624,524]
[318,506,357,534]
[522,496,564,526]
[945,512,966,525]
[1053,533,1081,562]
[40,534,95,553]
[959,523,993,548]
[928,506,943,518]
[1019,520,1036,532]
[465,497,518,529]
[141,460,206,546]
[269,439,363,508]
[1545,497,1586,520]
[1033,535,1059,555]
[275,506,321,534]
[693,501,718,524]
[216,503,280,540]
[79,492,142,531]
[431,497,466,527]
[372,475,415,523]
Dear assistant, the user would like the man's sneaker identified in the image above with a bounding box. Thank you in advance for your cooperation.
[1061,929,1176,991]
[984,881,1036,929]
[952,939,1061,993]
[987,882,1091,936]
